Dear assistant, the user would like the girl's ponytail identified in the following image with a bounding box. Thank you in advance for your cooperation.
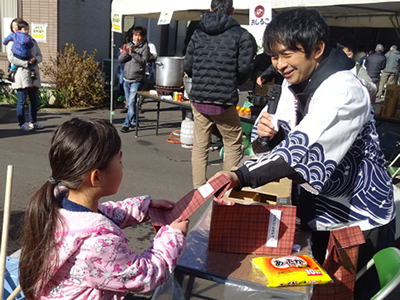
[19,180,64,299]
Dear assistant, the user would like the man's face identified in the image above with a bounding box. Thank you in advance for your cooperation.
[342,47,354,59]
[132,32,142,44]
[270,42,323,85]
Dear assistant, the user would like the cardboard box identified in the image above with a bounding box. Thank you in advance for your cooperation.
[382,84,400,117]
[396,96,400,119]
[221,177,292,206]
[209,177,296,255]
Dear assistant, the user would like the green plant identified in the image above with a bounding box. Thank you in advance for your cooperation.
[38,86,53,108]
[42,44,106,108]
[0,83,17,105]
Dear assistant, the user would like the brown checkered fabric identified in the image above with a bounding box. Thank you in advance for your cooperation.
[149,174,231,232]
[312,226,365,300]
[208,201,297,255]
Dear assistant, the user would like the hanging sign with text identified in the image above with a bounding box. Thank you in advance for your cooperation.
[249,3,272,27]
[112,13,122,33]
[31,23,47,42]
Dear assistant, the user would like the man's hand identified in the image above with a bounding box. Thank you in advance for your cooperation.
[208,171,239,190]
[29,57,36,64]
[256,76,265,87]
[257,111,278,140]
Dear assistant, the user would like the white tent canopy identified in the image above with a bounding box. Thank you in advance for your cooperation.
[111,0,400,28]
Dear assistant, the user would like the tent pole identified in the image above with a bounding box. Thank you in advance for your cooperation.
[110,30,114,124]
[389,16,400,40]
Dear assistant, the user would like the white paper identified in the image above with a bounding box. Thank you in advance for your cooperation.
[266,209,282,248]
[158,10,173,25]
[197,182,214,199]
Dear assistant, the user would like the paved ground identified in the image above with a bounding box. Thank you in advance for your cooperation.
[1,91,400,299]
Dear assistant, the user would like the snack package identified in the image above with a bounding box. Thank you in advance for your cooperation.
[252,255,332,287]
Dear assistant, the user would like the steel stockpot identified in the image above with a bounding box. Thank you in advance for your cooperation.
[155,57,184,87]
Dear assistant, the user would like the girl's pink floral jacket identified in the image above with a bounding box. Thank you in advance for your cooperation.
[41,196,186,299]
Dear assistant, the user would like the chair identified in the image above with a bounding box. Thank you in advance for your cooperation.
[389,151,400,179]
[355,247,400,300]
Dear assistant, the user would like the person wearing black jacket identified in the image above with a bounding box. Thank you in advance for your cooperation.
[365,44,386,89]
[183,0,254,188]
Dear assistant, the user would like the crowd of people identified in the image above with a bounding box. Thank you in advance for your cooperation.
[5,0,398,299]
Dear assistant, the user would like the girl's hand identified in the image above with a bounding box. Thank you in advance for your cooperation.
[29,56,36,64]
[150,199,175,210]
[257,111,278,140]
[170,217,189,237]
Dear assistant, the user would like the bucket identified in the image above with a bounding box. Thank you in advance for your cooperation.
[180,118,194,149]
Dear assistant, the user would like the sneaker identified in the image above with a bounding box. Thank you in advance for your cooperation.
[29,122,44,129]
[20,123,33,131]
[121,126,130,133]
[129,123,137,129]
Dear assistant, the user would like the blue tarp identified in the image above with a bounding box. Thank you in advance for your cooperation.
[3,256,24,300]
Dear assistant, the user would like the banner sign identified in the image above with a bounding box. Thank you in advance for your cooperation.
[249,3,272,26]
[112,13,122,33]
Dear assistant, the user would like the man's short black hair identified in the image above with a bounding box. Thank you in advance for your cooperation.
[211,0,233,16]
[263,8,329,58]
[338,36,358,56]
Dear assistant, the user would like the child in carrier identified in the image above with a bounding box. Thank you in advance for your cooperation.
[3,20,36,81]
[19,118,189,299]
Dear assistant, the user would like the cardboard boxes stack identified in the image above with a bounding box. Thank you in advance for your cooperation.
[381,84,400,118]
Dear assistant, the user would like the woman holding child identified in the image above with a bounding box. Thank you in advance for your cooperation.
[7,18,43,131]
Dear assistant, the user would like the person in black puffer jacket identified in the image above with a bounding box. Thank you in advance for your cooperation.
[184,0,253,188]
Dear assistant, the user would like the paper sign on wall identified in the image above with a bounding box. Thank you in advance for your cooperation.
[112,13,122,33]
[249,3,272,27]
[31,23,47,42]
[158,10,173,25]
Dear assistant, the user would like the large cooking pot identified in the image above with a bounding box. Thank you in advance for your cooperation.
[155,57,184,87]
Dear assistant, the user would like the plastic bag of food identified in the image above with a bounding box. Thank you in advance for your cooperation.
[252,255,332,287]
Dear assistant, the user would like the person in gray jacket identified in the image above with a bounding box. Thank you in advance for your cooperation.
[118,26,149,133]
[377,45,400,98]
[7,18,43,131]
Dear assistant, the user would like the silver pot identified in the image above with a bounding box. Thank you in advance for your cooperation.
[155,57,184,87]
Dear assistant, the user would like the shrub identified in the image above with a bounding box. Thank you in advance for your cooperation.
[0,83,17,105]
[42,44,106,108]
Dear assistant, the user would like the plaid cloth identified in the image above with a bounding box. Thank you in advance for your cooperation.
[312,226,365,300]
[208,201,297,255]
[191,102,229,115]
[149,174,231,232]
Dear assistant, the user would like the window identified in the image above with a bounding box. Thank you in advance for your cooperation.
[1,0,19,53]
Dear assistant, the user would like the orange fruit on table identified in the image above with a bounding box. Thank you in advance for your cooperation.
[236,105,240,111]
[245,107,251,112]
[240,107,246,112]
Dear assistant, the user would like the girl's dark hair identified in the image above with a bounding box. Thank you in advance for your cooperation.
[10,18,23,33]
[211,0,233,16]
[263,8,330,58]
[133,26,147,43]
[19,118,121,299]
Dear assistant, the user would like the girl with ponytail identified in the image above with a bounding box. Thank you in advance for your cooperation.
[19,118,188,299]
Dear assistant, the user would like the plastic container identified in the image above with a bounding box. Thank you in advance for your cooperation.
[183,77,192,99]
[180,117,194,148]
